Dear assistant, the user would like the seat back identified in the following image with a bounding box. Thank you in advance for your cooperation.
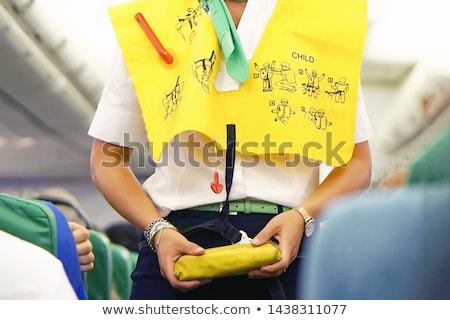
[0,194,87,299]
[407,125,450,185]
[129,251,138,273]
[86,229,113,300]
[0,193,57,255]
[298,184,450,299]
[32,195,93,228]
[42,200,88,300]
[110,243,134,299]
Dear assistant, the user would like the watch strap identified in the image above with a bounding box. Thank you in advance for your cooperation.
[295,206,313,224]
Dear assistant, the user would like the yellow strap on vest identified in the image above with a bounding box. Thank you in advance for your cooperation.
[108,0,367,166]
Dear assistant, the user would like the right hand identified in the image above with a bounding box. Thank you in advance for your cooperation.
[155,228,210,291]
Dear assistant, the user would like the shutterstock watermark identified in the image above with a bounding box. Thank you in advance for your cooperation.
[101,132,348,168]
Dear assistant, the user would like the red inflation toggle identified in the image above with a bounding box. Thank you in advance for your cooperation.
[135,12,174,65]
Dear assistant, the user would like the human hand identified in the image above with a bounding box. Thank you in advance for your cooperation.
[69,222,95,272]
[155,228,210,291]
[248,209,304,278]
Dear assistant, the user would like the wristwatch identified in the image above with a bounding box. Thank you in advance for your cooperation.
[295,207,316,237]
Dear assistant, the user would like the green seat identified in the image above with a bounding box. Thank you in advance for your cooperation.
[407,126,450,185]
[110,243,134,299]
[0,194,57,255]
[129,251,138,273]
[86,229,113,300]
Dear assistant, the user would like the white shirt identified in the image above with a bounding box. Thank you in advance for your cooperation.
[0,230,78,300]
[89,0,372,216]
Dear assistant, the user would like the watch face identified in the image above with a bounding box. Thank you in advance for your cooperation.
[305,220,316,237]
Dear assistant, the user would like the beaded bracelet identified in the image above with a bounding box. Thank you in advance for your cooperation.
[143,218,178,252]
[143,218,165,244]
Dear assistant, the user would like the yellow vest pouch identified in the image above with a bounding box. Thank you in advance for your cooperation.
[174,241,282,280]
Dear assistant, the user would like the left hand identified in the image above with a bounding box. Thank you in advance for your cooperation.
[69,222,95,272]
[248,209,304,278]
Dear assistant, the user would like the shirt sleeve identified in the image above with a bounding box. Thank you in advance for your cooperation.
[354,84,373,143]
[88,45,147,148]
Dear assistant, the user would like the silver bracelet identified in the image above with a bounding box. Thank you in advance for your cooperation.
[143,218,178,252]
[153,224,178,251]
[143,218,165,245]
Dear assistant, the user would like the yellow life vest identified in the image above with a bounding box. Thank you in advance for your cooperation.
[108,0,367,166]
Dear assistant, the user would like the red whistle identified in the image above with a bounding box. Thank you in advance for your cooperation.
[135,12,174,64]
[210,171,223,194]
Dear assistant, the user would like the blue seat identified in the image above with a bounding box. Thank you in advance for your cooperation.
[298,184,450,299]
[41,200,88,300]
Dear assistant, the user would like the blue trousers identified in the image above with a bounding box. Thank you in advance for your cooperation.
[130,209,311,300]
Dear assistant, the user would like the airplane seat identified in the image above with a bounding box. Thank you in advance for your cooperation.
[129,251,139,273]
[86,229,113,300]
[32,195,94,229]
[297,183,450,299]
[38,200,88,300]
[0,194,88,299]
[110,243,134,299]
[406,125,450,185]
[0,193,57,253]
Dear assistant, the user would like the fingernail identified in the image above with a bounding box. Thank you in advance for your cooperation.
[194,247,204,253]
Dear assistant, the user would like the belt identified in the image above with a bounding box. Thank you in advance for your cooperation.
[188,200,290,215]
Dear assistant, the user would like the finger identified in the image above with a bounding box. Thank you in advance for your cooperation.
[177,238,205,256]
[248,260,287,278]
[80,261,95,272]
[71,226,90,244]
[251,225,276,247]
[76,239,93,256]
[259,260,287,274]
[248,269,282,278]
[163,266,211,291]
[172,278,212,292]
[78,252,95,266]
[68,221,78,231]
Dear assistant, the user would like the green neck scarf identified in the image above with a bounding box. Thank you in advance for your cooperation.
[200,0,250,82]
